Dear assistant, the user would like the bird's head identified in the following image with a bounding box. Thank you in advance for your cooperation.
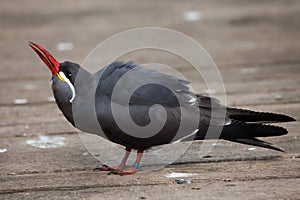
[28,42,81,103]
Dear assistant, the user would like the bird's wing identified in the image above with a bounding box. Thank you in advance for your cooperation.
[94,61,231,126]
[95,61,197,108]
[93,61,233,148]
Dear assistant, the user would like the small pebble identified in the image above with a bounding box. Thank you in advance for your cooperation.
[175,179,191,184]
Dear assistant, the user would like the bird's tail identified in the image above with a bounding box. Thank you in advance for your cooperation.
[222,108,296,151]
[226,107,295,123]
[224,120,289,152]
[196,120,288,151]
[195,108,295,151]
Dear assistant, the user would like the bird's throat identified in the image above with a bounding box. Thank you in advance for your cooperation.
[58,71,76,103]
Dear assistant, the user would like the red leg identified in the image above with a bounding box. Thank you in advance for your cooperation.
[113,150,144,175]
[93,147,131,171]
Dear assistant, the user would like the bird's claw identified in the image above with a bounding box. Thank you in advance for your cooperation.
[110,168,138,175]
[93,162,141,175]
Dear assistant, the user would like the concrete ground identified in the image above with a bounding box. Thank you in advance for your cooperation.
[0,0,299,199]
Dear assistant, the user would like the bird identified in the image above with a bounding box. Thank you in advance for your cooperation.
[29,41,295,175]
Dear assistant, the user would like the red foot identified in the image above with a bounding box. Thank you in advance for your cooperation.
[112,168,138,175]
[93,165,120,171]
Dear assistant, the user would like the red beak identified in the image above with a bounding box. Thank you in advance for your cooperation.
[29,42,60,75]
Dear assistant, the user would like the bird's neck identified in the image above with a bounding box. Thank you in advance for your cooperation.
[51,77,75,126]
[54,95,74,126]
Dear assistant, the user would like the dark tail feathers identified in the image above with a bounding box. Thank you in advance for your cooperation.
[196,120,289,152]
[227,107,296,123]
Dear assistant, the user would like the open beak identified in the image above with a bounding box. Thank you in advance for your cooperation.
[29,41,60,75]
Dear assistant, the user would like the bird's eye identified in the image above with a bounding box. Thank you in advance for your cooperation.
[66,73,72,79]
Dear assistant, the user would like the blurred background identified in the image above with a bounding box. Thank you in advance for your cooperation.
[1,0,300,71]
[0,0,299,199]
[1,0,299,105]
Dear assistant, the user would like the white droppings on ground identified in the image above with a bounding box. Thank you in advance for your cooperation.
[182,11,202,21]
[14,98,28,105]
[46,96,56,102]
[247,147,256,151]
[0,148,7,153]
[26,135,66,149]
[166,172,198,178]
[82,152,89,156]
[56,42,74,51]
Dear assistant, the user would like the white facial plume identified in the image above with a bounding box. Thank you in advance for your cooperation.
[59,71,76,103]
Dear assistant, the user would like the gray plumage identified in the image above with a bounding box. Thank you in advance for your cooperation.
[52,61,295,151]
